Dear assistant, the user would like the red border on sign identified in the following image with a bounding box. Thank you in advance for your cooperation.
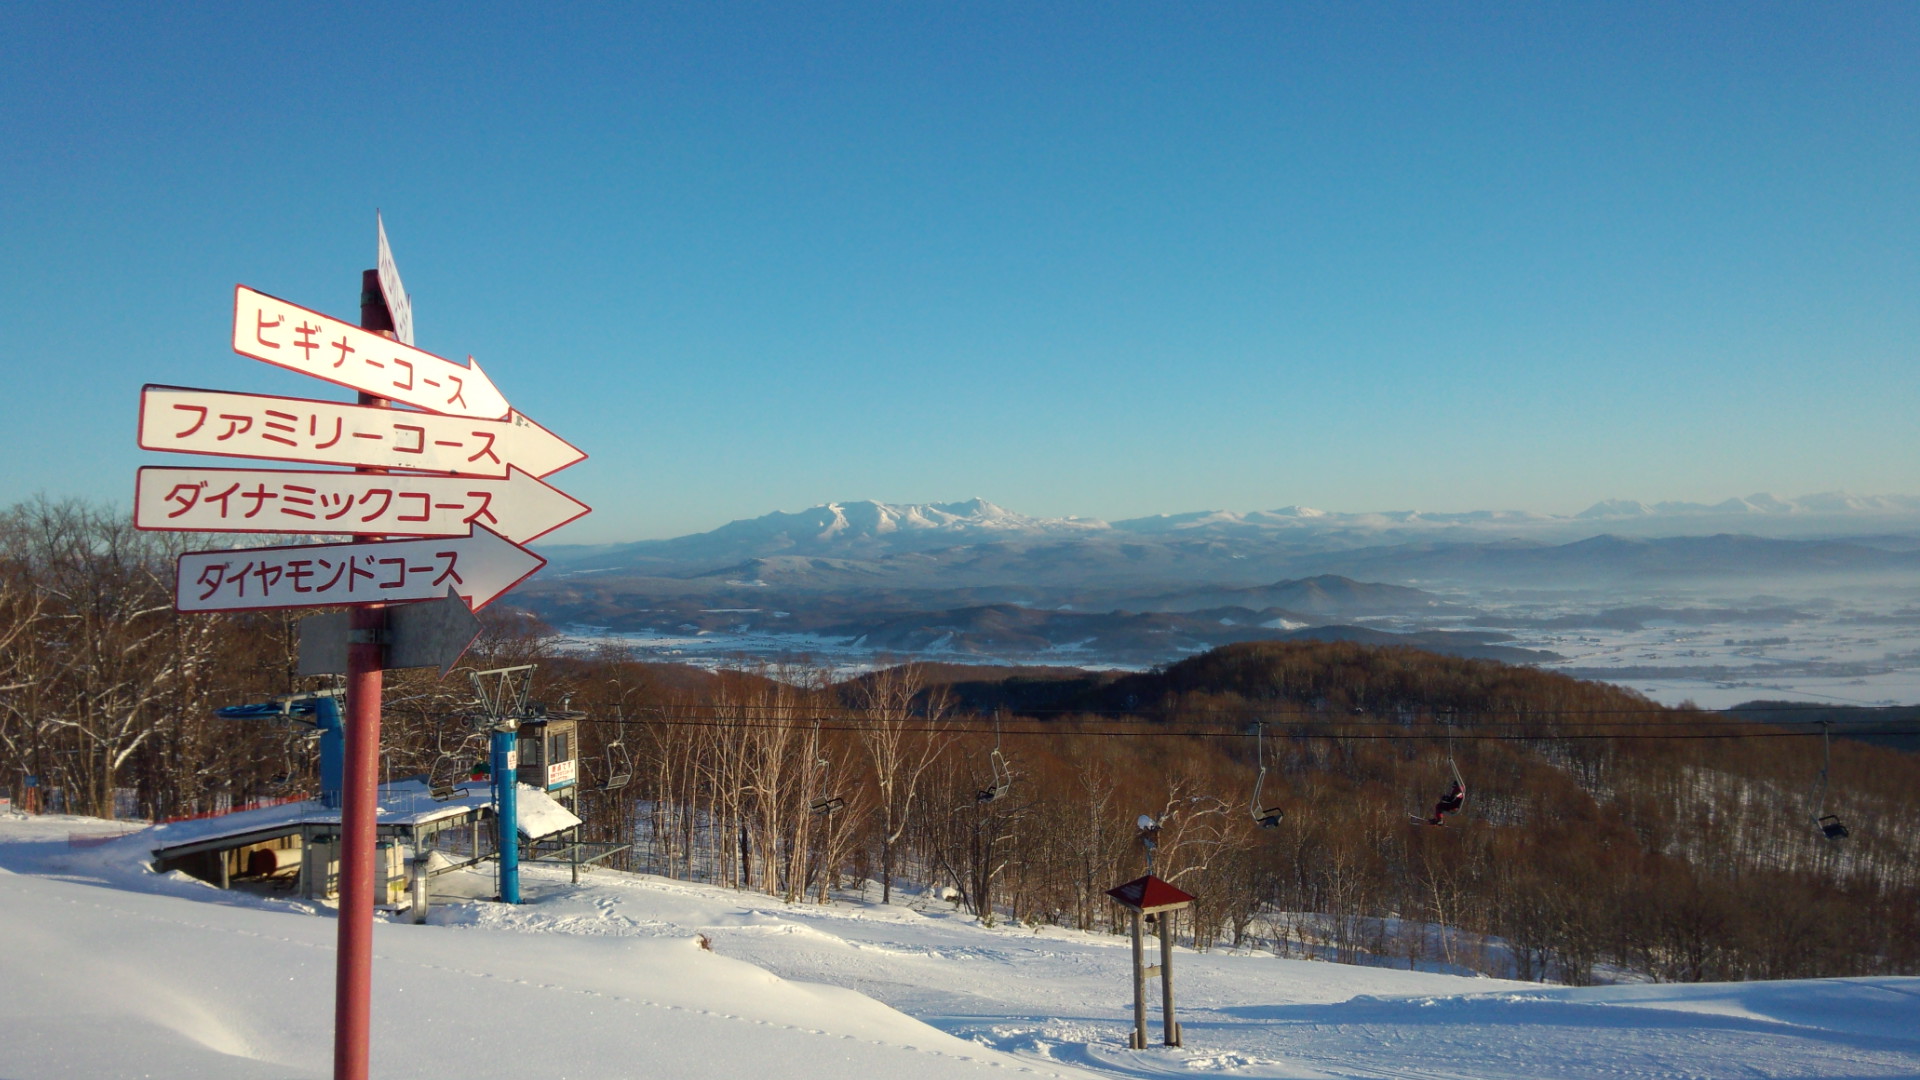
[230,284,508,420]
[170,527,546,615]
[134,464,590,545]
[136,384,586,479]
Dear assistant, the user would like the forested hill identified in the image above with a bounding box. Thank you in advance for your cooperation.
[887,641,1920,983]
[910,641,1656,720]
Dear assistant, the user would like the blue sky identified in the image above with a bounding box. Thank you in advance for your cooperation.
[2,2,1915,543]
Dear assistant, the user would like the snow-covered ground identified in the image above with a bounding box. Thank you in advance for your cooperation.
[558,600,1920,710]
[1492,592,1920,709]
[9,812,1919,1079]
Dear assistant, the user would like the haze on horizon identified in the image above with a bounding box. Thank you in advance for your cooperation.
[2,3,1915,544]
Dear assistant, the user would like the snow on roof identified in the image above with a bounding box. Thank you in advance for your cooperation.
[514,784,582,839]
[143,780,579,855]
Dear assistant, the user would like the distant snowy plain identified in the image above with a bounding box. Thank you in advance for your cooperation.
[5,814,1919,1079]
[557,583,1920,710]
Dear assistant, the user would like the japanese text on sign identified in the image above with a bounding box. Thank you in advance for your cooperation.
[138,468,500,537]
[143,387,500,471]
[231,286,508,419]
[134,466,586,544]
[173,528,545,613]
[190,548,463,605]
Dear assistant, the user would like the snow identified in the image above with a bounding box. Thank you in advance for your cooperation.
[1494,600,1920,708]
[129,781,579,857]
[510,784,582,839]
[4,813,1919,1079]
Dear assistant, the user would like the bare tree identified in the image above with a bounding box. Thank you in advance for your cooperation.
[855,663,952,902]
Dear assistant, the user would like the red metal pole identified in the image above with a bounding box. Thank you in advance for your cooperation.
[335,268,394,1080]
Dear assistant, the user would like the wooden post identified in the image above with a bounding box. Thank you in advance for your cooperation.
[1159,908,1181,1046]
[1129,909,1148,1049]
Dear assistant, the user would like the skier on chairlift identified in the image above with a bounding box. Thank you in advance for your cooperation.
[1426,776,1465,827]
[1417,715,1467,828]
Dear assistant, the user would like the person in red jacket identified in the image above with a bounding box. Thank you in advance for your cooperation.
[1427,779,1465,826]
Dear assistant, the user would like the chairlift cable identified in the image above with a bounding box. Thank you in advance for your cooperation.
[532,712,1920,742]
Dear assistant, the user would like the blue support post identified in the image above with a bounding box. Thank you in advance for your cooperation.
[492,725,519,904]
[314,695,345,811]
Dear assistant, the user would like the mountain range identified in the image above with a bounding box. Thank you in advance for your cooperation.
[524,494,1920,668]
[546,492,1920,572]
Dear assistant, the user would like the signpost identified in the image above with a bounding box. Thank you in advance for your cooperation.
[138,385,583,478]
[135,219,588,1080]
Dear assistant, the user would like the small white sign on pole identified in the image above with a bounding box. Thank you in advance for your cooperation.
[376,212,414,347]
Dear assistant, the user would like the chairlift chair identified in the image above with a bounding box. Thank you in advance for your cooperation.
[1417,758,1468,827]
[426,753,465,802]
[976,716,1014,804]
[596,738,633,793]
[581,709,633,795]
[1414,715,1468,827]
[809,760,846,814]
[1249,721,1283,828]
[809,723,845,815]
[427,731,488,801]
[1809,721,1850,842]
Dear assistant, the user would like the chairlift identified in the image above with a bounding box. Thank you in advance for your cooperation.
[596,738,634,794]
[1249,721,1284,828]
[809,722,845,815]
[1414,715,1467,828]
[1810,720,1850,841]
[977,715,1013,804]
[427,731,488,801]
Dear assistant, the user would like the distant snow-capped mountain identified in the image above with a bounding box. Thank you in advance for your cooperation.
[1577,493,1920,519]
[703,498,1104,544]
[544,498,1109,571]
[542,492,1920,572]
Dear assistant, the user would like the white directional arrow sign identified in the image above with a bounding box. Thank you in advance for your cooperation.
[174,526,543,613]
[232,285,509,419]
[135,465,589,544]
[138,385,585,478]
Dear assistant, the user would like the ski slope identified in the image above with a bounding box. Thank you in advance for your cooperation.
[5,814,1919,1079]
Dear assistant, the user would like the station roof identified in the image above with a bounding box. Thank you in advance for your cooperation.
[143,780,580,860]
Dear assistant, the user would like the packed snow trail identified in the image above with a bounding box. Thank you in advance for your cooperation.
[4,815,1920,1079]
[0,817,1100,1080]
[437,867,1920,1080]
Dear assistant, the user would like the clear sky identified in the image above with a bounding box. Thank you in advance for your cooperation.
[2,3,1915,543]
